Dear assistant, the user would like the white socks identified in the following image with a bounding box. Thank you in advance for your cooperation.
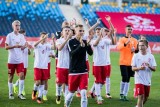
[8,82,13,95]
[64,85,69,98]
[106,78,110,94]
[18,80,24,95]
[65,92,74,107]
[120,81,125,95]
[80,89,88,107]
[33,83,38,91]
[123,83,130,96]
[43,90,48,96]
[90,82,95,93]
[56,84,62,96]
[14,79,19,87]
[95,83,101,97]
[38,85,44,98]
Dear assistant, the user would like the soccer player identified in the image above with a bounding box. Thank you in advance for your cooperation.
[43,35,56,101]
[117,24,138,101]
[5,20,26,100]
[65,24,93,107]
[32,32,54,103]
[132,40,156,107]
[103,16,116,99]
[55,26,72,104]
[13,29,31,96]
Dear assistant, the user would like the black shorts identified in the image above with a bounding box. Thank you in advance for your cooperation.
[120,65,134,77]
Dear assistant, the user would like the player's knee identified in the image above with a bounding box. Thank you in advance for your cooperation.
[19,72,24,80]
[8,75,13,82]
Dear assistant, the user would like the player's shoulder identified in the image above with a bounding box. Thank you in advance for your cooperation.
[7,32,14,37]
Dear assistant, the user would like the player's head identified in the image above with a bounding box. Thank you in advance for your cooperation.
[19,29,26,36]
[95,27,101,36]
[75,24,84,37]
[40,32,48,43]
[125,24,132,36]
[138,39,148,53]
[62,20,70,28]
[70,27,75,36]
[61,26,71,38]
[140,35,146,40]
[100,27,110,37]
[12,20,21,33]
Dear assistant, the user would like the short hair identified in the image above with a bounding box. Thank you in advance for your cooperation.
[12,20,21,26]
[62,26,70,30]
[139,39,148,47]
[40,32,47,36]
[19,29,26,34]
[95,27,101,30]
[75,24,83,28]
[62,21,70,28]
[126,24,132,28]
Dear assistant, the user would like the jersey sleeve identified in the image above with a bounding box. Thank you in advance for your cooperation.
[5,34,10,45]
[56,39,61,46]
[131,54,137,67]
[151,55,157,67]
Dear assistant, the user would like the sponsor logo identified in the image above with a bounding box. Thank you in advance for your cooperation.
[124,15,160,32]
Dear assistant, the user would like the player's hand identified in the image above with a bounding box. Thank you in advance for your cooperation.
[80,37,85,47]
[105,15,111,21]
[42,33,48,40]
[97,18,101,24]
[131,47,135,52]
[84,18,89,24]
[139,66,145,70]
[114,28,117,34]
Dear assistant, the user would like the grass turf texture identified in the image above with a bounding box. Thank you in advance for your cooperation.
[0,48,159,107]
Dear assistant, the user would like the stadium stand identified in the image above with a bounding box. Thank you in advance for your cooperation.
[0,0,65,37]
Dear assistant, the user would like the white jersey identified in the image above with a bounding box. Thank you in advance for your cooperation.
[56,38,69,68]
[103,36,111,65]
[34,43,51,69]
[91,38,111,66]
[22,48,29,68]
[5,32,26,64]
[131,53,157,86]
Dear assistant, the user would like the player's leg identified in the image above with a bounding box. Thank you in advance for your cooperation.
[79,74,88,107]
[65,75,78,107]
[8,63,16,99]
[17,63,26,100]
[105,65,112,98]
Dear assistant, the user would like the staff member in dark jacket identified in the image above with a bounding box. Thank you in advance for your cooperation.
[65,24,93,107]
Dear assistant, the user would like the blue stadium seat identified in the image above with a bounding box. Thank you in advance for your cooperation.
[0,0,65,36]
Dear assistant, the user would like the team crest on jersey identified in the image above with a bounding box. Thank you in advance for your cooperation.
[101,45,104,49]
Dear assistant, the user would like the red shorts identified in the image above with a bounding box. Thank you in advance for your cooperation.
[106,65,111,77]
[86,60,90,72]
[134,84,150,97]
[46,63,51,79]
[8,63,24,75]
[68,73,88,92]
[93,66,108,84]
[34,68,48,81]
[16,68,27,78]
[56,68,69,84]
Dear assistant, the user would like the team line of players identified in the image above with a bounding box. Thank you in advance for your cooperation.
[5,17,157,107]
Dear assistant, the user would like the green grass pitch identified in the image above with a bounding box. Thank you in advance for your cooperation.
[0,48,159,107]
